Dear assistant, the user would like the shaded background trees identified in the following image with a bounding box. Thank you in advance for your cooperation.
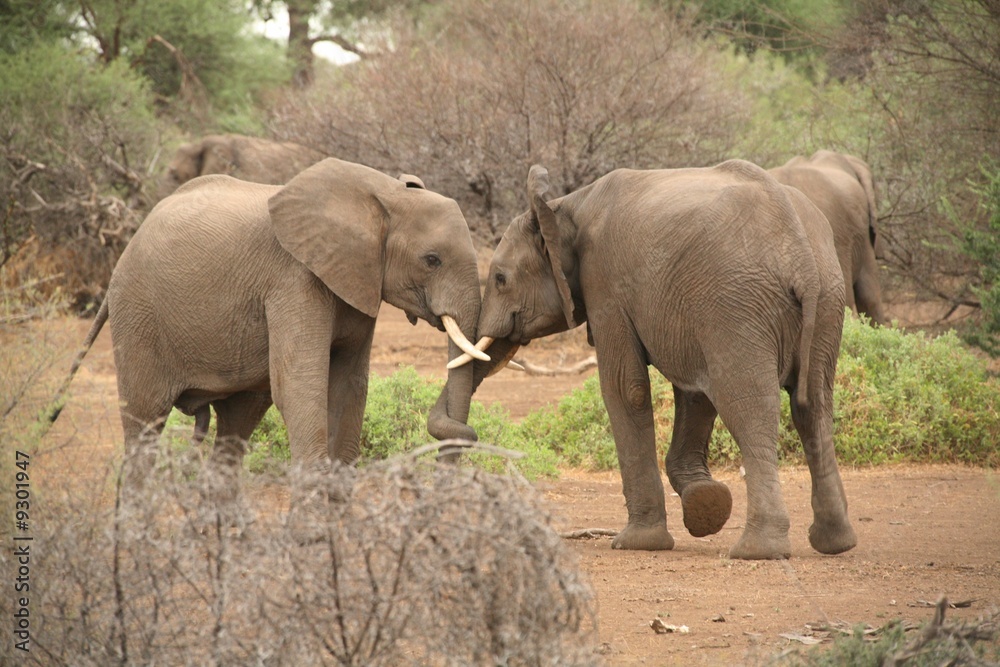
[1,0,999,348]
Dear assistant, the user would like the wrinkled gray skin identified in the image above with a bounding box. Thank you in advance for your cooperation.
[73,158,480,492]
[454,160,856,560]
[769,150,885,324]
[158,133,326,200]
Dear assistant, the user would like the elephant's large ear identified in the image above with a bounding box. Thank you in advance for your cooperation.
[268,158,388,318]
[527,165,576,329]
[398,173,425,189]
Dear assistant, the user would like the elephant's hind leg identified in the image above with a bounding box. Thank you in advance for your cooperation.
[788,393,857,555]
[853,250,885,325]
[205,391,273,504]
[665,386,732,537]
[119,398,173,493]
[713,379,791,560]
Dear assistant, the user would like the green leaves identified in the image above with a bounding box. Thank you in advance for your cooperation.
[231,316,1000,479]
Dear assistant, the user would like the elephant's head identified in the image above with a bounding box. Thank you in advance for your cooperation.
[442,165,582,424]
[159,135,235,199]
[480,165,578,344]
[267,158,485,441]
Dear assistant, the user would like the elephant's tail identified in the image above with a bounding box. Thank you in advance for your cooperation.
[45,298,110,424]
[795,276,819,410]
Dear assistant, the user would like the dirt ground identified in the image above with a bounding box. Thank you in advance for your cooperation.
[9,306,1000,666]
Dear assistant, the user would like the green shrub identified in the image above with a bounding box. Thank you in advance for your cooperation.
[163,320,1000,478]
[359,366,443,461]
[775,613,1000,666]
[518,375,618,470]
[834,313,1000,466]
[514,313,1000,471]
[0,40,162,308]
[244,407,291,475]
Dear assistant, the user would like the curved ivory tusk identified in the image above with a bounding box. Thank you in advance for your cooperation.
[445,335,495,370]
[442,316,491,362]
[507,360,525,372]
[485,344,521,377]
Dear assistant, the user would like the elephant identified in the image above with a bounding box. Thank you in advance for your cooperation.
[443,160,857,560]
[65,158,485,493]
[158,133,326,199]
[769,150,885,324]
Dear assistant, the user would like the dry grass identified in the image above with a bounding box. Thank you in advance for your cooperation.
[2,444,598,666]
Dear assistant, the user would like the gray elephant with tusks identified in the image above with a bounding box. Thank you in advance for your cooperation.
[63,158,486,493]
[439,160,857,560]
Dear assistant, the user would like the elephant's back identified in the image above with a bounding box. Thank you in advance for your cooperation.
[578,161,805,260]
[109,177,291,335]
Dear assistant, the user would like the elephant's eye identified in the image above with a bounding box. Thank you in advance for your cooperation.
[424,253,441,268]
[495,272,507,287]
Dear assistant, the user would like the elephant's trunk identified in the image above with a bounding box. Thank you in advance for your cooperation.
[427,337,522,444]
[427,288,481,443]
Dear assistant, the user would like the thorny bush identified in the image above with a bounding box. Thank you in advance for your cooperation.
[1,444,598,666]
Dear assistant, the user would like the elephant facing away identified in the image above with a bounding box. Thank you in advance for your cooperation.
[68,158,484,493]
[158,133,326,199]
[445,160,856,560]
[769,150,885,324]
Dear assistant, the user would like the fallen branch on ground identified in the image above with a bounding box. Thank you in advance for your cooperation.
[560,528,618,539]
[512,355,598,376]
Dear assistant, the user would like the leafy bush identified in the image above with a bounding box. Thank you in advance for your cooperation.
[834,313,1000,466]
[165,316,1000,477]
[168,368,559,479]
[516,313,1000,471]
[0,40,162,310]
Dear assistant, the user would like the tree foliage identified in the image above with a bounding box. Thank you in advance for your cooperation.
[957,164,1000,355]
[270,0,747,242]
[0,41,161,309]
[857,0,1000,312]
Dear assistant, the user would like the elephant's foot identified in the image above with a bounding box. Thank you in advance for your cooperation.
[680,480,732,537]
[808,516,857,555]
[611,522,675,551]
[729,526,791,560]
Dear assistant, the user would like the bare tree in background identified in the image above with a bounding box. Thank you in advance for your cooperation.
[270,0,747,243]
[808,0,1000,316]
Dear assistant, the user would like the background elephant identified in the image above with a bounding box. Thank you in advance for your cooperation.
[769,150,885,324]
[158,133,326,199]
[445,160,856,560]
[68,158,483,492]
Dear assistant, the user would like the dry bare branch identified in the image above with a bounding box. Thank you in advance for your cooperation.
[16,446,599,665]
[513,355,598,377]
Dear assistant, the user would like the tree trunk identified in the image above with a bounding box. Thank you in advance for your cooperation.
[287,0,317,88]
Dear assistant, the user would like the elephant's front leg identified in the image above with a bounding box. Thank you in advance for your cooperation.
[595,330,674,551]
[326,326,375,465]
[665,386,732,538]
[267,302,337,468]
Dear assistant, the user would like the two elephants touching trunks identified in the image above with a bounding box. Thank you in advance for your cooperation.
[64,147,879,560]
